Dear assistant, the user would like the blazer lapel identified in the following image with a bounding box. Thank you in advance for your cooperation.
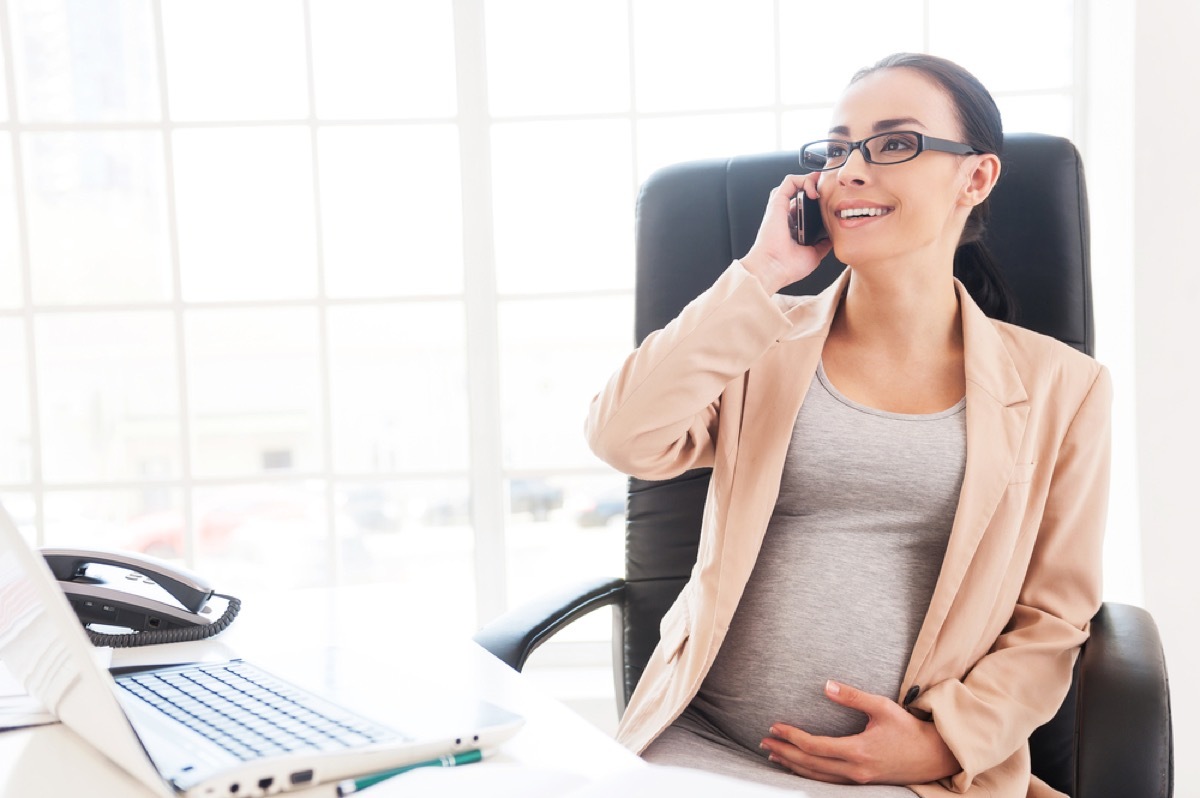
[736,269,853,484]
[715,271,850,586]
[904,281,1030,685]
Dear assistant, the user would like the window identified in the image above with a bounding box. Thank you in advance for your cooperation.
[2,3,1125,672]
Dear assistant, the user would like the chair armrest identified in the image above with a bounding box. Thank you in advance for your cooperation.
[1076,602,1174,798]
[473,577,626,672]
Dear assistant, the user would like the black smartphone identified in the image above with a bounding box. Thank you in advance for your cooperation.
[789,191,828,246]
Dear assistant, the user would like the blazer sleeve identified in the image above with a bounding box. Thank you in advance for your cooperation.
[586,261,792,480]
[915,364,1112,792]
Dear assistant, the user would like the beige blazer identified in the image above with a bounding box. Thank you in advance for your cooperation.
[586,263,1111,798]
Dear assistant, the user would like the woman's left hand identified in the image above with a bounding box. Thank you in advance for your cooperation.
[760,681,960,786]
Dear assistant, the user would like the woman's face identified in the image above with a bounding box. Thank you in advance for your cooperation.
[818,67,986,271]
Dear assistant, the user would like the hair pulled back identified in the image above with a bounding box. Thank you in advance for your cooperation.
[851,53,1015,321]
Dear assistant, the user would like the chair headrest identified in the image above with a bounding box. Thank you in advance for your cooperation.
[635,133,1093,355]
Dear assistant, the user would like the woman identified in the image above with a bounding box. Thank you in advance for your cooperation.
[585,54,1110,798]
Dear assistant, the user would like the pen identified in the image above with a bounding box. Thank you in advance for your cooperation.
[335,749,483,795]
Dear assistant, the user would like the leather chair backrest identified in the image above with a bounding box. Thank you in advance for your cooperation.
[622,133,1092,793]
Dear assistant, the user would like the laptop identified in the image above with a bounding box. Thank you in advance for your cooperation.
[0,504,523,798]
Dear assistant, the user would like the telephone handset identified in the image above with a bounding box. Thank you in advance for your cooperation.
[789,189,829,246]
[41,547,241,648]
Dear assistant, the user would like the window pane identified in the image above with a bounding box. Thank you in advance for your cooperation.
[318,125,463,297]
[492,120,634,294]
[23,131,171,304]
[191,482,330,590]
[161,0,308,121]
[487,1,629,117]
[0,134,21,308]
[334,479,475,630]
[782,107,837,153]
[633,0,775,112]
[173,127,317,301]
[186,308,323,478]
[506,473,626,606]
[499,297,634,470]
[36,312,180,483]
[8,0,160,122]
[0,32,8,120]
[44,488,182,553]
[0,493,35,543]
[780,1,923,105]
[310,0,456,119]
[996,94,1074,139]
[929,0,1074,92]
[327,302,468,473]
[0,319,32,483]
[637,112,777,184]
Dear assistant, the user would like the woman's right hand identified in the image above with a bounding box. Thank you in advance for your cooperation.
[740,174,834,295]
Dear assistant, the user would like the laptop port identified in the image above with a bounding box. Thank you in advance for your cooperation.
[289,770,314,785]
[257,777,274,790]
[228,783,239,793]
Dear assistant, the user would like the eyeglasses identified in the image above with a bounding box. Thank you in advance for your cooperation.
[799,131,985,172]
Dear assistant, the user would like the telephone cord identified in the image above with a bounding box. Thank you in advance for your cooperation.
[85,593,242,648]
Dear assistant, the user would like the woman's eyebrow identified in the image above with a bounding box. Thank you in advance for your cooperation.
[828,117,927,137]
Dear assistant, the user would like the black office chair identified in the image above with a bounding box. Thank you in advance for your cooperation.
[475,134,1174,798]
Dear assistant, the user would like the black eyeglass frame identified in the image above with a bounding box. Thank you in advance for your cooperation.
[799,131,986,172]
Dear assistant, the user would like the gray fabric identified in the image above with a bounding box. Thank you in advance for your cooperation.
[643,363,966,794]
[645,722,918,796]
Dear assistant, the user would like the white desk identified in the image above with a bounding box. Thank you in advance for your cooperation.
[0,585,643,797]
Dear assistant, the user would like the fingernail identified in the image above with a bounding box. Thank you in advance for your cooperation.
[826,680,840,695]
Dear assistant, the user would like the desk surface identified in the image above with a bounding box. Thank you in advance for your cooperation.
[0,585,642,797]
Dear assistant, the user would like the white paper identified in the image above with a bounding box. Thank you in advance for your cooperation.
[0,661,56,730]
[569,765,810,797]
[381,762,589,797]
[1,645,111,732]
[367,762,807,798]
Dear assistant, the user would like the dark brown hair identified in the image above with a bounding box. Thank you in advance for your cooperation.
[851,53,1015,321]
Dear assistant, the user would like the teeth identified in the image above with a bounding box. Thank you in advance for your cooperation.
[839,207,890,219]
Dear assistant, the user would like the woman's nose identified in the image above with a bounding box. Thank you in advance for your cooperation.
[837,145,871,186]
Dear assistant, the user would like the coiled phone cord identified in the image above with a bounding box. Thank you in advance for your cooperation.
[85,594,242,648]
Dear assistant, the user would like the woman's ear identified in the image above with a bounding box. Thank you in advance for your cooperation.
[959,153,1001,208]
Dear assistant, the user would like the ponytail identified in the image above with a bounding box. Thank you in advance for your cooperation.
[954,240,1016,322]
[953,199,1016,322]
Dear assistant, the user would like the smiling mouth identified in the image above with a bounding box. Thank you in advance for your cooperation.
[837,207,893,219]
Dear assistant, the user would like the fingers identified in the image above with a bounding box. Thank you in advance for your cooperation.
[767,723,851,760]
[761,728,863,784]
[757,684,891,784]
[823,680,890,714]
[779,173,818,202]
[760,682,956,786]
[743,173,829,293]
[795,173,819,200]
[769,754,852,785]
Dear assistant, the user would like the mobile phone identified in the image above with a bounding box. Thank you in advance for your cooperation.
[789,190,828,246]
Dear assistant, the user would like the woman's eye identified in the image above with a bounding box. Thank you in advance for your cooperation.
[826,143,849,158]
[880,134,916,152]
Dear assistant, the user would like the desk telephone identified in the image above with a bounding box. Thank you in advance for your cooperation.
[41,547,242,648]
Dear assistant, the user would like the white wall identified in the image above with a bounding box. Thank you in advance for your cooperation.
[1086,2,1141,607]
[1133,0,1200,793]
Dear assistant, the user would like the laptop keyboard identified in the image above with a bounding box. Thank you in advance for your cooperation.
[117,662,407,762]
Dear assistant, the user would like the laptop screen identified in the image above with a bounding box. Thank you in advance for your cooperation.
[0,503,172,796]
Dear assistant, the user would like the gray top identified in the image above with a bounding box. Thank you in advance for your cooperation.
[643,363,966,794]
